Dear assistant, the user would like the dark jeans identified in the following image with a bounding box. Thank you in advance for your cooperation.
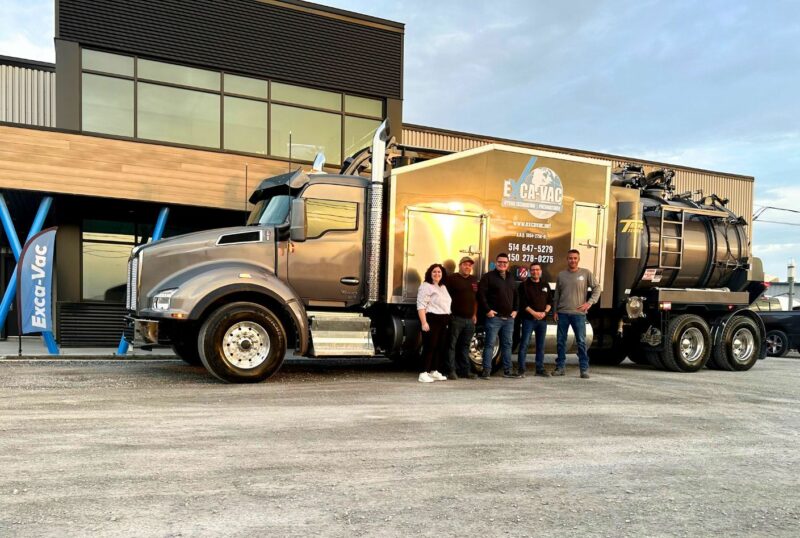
[556,312,589,371]
[421,313,449,373]
[447,315,475,376]
[482,316,514,373]
[518,317,547,373]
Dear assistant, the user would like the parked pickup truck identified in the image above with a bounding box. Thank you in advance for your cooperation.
[754,308,800,357]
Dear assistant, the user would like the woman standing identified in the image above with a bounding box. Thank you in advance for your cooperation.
[417,263,452,382]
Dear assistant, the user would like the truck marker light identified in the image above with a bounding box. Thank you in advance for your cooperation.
[238,273,253,279]
[660,302,672,311]
[170,313,187,319]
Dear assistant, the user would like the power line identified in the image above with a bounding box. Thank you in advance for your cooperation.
[753,205,800,220]
[754,219,800,227]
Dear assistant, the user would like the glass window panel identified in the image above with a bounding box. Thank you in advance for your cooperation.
[224,96,267,155]
[306,199,357,239]
[271,82,341,110]
[270,104,341,164]
[82,74,134,137]
[82,222,135,302]
[344,116,381,159]
[82,49,134,77]
[138,83,221,148]
[224,74,268,99]
[138,59,220,91]
[345,95,383,117]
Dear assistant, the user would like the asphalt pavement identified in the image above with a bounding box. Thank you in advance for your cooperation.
[1,355,799,537]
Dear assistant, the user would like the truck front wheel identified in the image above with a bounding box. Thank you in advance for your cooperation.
[172,324,202,366]
[198,302,287,383]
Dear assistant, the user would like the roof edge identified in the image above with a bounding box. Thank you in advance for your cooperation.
[258,0,404,31]
[0,55,55,72]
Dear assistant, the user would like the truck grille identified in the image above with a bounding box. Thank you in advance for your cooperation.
[125,255,139,310]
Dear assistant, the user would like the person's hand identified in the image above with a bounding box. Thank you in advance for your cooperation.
[422,322,430,332]
[510,311,517,319]
[487,310,496,318]
[553,312,558,322]
[535,311,544,320]
[471,315,477,324]
[578,302,591,313]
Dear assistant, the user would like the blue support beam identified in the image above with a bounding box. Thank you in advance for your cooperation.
[117,207,170,355]
[0,194,59,354]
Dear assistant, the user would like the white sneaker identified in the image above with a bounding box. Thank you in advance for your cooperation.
[429,370,447,381]
[418,372,434,383]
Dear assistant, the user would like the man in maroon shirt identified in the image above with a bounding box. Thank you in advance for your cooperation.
[445,256,479,379]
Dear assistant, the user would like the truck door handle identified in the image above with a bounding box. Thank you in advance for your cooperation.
[340,277,360,286]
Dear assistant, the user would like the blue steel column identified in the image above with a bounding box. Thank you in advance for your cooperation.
[0,194,59,354]
[117,207,170,355]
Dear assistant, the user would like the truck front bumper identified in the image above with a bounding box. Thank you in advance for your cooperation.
[124,317,160,345]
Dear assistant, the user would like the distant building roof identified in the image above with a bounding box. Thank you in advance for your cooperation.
[0,55,55,72]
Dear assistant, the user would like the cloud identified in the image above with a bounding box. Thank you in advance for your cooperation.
[0,32,54,62]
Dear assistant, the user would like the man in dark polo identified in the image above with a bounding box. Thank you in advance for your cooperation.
[517,263,553,377]
[445,256,479,380]
[477,253,519,379]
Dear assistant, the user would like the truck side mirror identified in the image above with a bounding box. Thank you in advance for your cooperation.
[290,198,307,242]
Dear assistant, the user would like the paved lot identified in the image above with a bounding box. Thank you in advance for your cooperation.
[1,355,799,537]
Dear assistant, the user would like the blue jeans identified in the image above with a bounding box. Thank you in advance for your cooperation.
[556,313,589,371]
[518,318,547,373]
[482,316,514,373]
[447,316,475,376]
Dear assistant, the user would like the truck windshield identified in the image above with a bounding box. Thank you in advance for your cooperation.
[247,195,292,226]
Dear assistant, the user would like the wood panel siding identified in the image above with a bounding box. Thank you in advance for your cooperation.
[0,125,303,210]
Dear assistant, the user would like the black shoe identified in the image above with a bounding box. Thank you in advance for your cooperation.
[535,370,551,378]
[464,373,478,380]
[580,370,590,379]
[551,368,566,376]
[478,371,490,380]
[517,371,526,378]
[447,371,459,380]
[503,371,520,379]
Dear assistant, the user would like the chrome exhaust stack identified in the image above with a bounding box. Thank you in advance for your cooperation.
[364,120,390,307]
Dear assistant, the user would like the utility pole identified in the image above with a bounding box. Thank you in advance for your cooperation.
[788,259,796,310]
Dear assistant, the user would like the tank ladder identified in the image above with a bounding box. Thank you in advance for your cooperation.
[658,208,685,269]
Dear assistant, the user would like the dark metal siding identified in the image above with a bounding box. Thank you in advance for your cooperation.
[57,0,403,99]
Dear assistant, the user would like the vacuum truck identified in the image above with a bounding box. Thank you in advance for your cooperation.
[124,122,766,382]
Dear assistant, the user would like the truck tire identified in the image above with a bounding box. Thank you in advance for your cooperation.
[198,302,287,383]
[587,347,626,366]
[658,314,711,372]
[469,330,501,374]
[713,316,761,371]
[172,337,202,366]
[765,329,790,358]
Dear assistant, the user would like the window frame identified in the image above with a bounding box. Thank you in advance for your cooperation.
[79,47,386,165]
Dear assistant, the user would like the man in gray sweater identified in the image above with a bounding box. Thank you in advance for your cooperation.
[553,249,601,378]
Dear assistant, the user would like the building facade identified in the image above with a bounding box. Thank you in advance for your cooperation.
[0,0,754,345]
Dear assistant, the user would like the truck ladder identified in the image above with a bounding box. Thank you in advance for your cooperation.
[658,208,685,270]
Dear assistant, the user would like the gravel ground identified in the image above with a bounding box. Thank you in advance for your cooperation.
[0,355,798,537]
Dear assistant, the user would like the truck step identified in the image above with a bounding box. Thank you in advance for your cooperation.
[308,312,375,357]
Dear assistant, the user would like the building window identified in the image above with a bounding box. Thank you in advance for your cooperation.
[138,83,220,148]
[224,96,268,155]
[82,74,134,137]
[80,49,385,164]
[81,221,139,302]
[305,199,358,239]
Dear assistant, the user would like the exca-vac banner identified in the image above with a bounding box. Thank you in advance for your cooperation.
[17,227,57,334]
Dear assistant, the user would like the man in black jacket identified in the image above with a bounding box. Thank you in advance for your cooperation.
[517,263,553,377]
[478,253,519,379]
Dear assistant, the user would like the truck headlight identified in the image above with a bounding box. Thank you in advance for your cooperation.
[152,289,178,311]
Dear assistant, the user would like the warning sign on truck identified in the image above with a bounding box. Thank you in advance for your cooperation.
[642,268,663,282]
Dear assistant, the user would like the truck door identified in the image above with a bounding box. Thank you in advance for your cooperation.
[571,202,605,280]
[288,183,365,307]
[403,208,487,301]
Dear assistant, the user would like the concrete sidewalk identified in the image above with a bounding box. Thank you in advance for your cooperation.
[0,336,176,360]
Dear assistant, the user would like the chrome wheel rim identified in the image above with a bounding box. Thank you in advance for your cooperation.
[469,332,500,372]
[731,327,755,363]
[765,334,784,355]
[679,327,704,364]
[222,321,270,369]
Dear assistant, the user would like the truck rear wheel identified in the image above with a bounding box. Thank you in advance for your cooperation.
[469,330,500,374]
[713,316,761,371]
[198,302,287,383]
[658,314,711,372]
[765,329,789,358]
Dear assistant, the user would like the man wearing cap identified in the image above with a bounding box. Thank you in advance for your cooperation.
[445,256,479,379]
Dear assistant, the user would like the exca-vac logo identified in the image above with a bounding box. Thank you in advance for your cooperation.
[501,157,564,219]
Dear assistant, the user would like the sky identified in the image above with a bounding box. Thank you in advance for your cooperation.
[2,0,799,280]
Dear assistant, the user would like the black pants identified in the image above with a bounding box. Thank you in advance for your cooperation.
[421,313,450,373]
[447,315,475,376]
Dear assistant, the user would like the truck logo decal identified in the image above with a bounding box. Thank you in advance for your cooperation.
[502,157,564,219]
[619,219,644,233]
